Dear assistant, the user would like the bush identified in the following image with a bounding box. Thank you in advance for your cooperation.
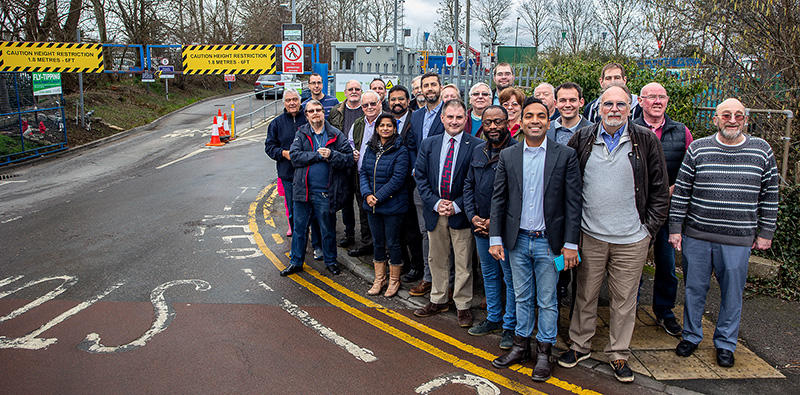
[750,185,800,301]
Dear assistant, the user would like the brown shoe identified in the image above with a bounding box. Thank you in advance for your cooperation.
[492,335,531,368]
[384,265,402,298]
[409,281,432,296]
[531,341,555,382]
[457,309,473,328]
[367,260,387,296]
[413,302,449,317]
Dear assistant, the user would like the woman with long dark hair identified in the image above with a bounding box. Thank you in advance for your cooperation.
[359,113,410,297]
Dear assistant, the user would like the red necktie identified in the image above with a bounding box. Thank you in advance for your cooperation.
[440,137,455,199]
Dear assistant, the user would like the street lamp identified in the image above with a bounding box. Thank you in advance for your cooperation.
[279,0,296,23]
[515,17,520,46]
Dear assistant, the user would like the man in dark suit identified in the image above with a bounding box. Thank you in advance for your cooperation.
[389,84,424,282]
[488,97,582,382]
[412,99,482,328]
[405,72,446,297]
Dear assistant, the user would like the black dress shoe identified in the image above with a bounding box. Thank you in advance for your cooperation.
[402,268,423,282]
[347,244,373,257]
[326,264,341,275]
[675,340,698,357]
[337,235,355,248]
[280,265,303,276]
[716,348,735,367]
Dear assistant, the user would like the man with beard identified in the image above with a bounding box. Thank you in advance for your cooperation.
[406,72,445,297]
[583,63,642,123]
[409,75,424,111]
[282,100,354,277]
[463,105,518,350]
[559,85,669,383]
[633,82,695,337]
[670,98,778,368]
[488,98,581,382]
[388,85,425,282]
[492,63,514,105]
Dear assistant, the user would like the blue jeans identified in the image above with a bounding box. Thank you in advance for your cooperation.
[651,224,678,319]
[681,235,751,352]
[290,191,337,268]
[508,232,558,344]
[367,212,403,265]
[281,178,321,248]
[475,236,516,331]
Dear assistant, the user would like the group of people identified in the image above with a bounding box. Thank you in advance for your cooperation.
[265,62,779,384]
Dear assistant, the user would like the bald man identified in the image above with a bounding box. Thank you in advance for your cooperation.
[669,98,778,368]
[633,82,695,337]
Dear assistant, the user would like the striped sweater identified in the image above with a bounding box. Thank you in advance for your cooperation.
[668,134,779,246]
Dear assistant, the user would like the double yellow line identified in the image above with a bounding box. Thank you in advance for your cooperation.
[249,184,601,395]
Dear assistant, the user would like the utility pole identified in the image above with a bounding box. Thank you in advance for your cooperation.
[393,0,398,72]
[77,28,84,128]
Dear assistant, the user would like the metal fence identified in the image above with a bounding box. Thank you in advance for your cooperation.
[1,72,68,166]
[231,88,284,136]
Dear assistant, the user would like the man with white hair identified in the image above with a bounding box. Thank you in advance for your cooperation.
[533,82,559,120]
[670,98,778,368]
[345,90,383,257]
[465,82,492,137]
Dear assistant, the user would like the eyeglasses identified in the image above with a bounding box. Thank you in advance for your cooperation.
[362,101,380,108]
[641,95,668,101]
[482,118,507,126]
[306,108,324,114]
[602,101,629,110]
[719,113,745,121]
[471,92,491,97]
[502,101,520,108]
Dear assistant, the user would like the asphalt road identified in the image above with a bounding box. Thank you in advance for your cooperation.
[0,94,791,394]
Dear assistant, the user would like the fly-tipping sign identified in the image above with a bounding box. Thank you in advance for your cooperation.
[0,41,103,73]
[181,44,276,75]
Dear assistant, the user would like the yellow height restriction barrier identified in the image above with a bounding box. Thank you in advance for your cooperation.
[0,41,103,73]
[181,44,276,75]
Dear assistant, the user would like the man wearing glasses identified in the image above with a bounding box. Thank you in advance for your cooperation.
[632,82,694,337]
[328,80,364,249]
[303,73,339,117]
[345,91,384,257]
[670,98,778,368]
[492,63,515,105]
[282,100,354,277]
[559,85,669,383]
[465,82,492,137]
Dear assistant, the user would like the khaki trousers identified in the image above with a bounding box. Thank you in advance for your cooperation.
[568,232,650,361]
[428,216,474,310]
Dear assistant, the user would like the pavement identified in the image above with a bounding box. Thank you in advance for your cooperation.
[332,228,800,394]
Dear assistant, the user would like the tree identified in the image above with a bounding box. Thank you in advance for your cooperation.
[433,0,465,53]
[594,0,641,57]
[474,0,512,45]
[518,1,551,50]
[553,0,596,54]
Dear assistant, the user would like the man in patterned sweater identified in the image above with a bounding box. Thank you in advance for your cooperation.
[668,98,779,368]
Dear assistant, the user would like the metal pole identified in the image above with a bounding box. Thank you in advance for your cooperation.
[291,0,296,23]
[77,29,84,129]
[394,0,398,72]
[454,0,460,87]
[465,0,470,81]
[515,17,520,46]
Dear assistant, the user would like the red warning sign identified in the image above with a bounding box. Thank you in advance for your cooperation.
[282,41,303,74]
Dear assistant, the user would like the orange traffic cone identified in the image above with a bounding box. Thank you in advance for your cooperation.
[222,113,234,141]
[206,117,225,147]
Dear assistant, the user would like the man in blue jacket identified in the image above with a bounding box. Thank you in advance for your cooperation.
[264,90,322,258]
[281,100,354,277]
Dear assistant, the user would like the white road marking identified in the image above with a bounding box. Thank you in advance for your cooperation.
[0,180,27,187]
[203,214,246,221]
[156,148,209,170]
[0,275,23,288]
[241,268,377,363]
[0,276,78,323]
[218,225,252,233]
[1,216,22,224]
[222,234,256,244]
[223,205,232,211]
[79,279,210,354]
[216,247,263,259]
[415,373,501,394]
[0,281,125,350]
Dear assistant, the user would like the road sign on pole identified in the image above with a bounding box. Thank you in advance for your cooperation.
[445,43,456,67]
[282,23,304,74]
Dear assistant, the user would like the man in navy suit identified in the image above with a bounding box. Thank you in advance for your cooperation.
[405,72,446,297]
[412,99,482,328]
[488,97,582,381]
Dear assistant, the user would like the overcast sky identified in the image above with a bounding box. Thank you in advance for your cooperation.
[402,0,527,50]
